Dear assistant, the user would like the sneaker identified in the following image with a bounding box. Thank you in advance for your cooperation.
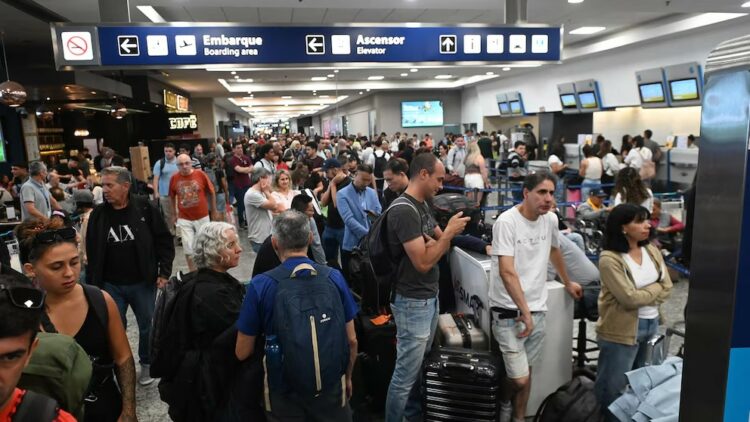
[139,364,155,386]
[499,400,512,422]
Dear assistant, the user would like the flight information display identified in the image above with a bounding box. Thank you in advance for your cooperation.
[401,101,444,128]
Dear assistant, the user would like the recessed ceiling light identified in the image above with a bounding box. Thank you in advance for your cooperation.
[313,92,317,96]
[569,26,606,35]
[231,71,237,75]
[400,73,408,77]
[46,97,50,101]
[502,67,511,71]
[319,95,330,98]
[368,76,384,80]
[284,104,289,107]
[366,88,371,92]
[234,75,239,79]
[91,91,97,94]
[247,91,252,94]
[410,68,419,72]
[434,75,453,79]
[568,0,584,3]
[359,91,363,95]
[320,102,326,106]
[486,71,495,75]
[334,69,339,73]
[311,76,327,81]
[327,74,335,78]
[281,95,292,99]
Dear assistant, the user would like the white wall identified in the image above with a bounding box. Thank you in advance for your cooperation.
[461,18,750,119]
[374,90,462,135]
[593,106,702,149]
[191,98,217,139]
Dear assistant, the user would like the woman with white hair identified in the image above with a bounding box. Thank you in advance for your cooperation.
[159,221,253,421]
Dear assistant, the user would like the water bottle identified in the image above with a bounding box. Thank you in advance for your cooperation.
[264,335,283,390]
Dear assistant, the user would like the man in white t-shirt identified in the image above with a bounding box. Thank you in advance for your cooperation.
[490,172,583,422]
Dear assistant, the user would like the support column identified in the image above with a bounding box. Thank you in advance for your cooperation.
[99,0,131,22]
[504,0,527,24]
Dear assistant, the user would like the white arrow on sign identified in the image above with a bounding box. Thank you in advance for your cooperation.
[121,38,137,54]
[442,37,454,49]
[308,37,323,52]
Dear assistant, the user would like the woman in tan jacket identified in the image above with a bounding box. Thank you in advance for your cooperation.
[595,203,672,418]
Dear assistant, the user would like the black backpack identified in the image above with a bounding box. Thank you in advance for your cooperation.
[373,153,388,178]
[11,390,60,421]
[534,375,603,422]
[352,197,420,307]
[150,271,197,379]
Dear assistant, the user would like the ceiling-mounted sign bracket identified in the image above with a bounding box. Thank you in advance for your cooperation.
[50,23,563,70]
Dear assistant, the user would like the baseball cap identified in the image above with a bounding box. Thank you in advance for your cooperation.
[590,189,608,197]
[73,189,94,206]
[322,158,342,171]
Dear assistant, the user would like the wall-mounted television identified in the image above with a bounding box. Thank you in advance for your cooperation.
[509,100,522,114]
[401,100,444,128]
[669,78,699,102]
[578,92,598,109]
[498,102,510,115]
[560,94,577,109]
[639,82,666,103]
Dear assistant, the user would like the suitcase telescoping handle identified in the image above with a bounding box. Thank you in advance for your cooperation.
[442,362,475,372]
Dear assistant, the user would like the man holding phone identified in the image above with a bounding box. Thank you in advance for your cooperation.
[490,172,583,422]
[337,164,381,281]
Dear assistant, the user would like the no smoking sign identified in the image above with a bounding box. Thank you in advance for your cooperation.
[61,32,93,61]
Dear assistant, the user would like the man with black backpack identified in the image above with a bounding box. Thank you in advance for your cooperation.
[0,275,76,422]
[235,210,359,422]
[384,153,470,422]
[372,139,391,194]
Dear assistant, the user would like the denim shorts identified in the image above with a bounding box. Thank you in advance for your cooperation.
[492,312,546,379]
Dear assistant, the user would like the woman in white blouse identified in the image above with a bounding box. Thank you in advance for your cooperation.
[270,169,299,214]
[613,167,654,213]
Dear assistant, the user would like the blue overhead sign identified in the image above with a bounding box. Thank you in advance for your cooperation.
[51,23,562,68]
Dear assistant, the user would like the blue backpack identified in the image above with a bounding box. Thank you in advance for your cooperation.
[265,263,350,397]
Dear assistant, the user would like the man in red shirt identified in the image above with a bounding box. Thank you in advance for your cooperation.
[230,143,254,229]
[0,276,76,422]
[169,154,217,271]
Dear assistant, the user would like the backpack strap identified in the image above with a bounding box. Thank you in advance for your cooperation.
[13,390,59,422]
[82,284,109,329]
[158,158,166,178]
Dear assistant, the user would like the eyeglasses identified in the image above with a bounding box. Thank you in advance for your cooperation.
[32,227,77,247]
[0,284,45,309]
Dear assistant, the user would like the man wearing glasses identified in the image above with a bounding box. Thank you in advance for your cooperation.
[0,275,76,421]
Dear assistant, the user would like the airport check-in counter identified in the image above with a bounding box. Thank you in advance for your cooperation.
[662,147,699,189]
[450,247,573,416]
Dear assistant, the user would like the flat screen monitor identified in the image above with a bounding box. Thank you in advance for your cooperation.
[401,100,444,128]
[670,78,699,101]
[509,100,522,114]
[498,102,510,115]
[560,94,578,109]
[639,82,666,103]
[578,91,598,109]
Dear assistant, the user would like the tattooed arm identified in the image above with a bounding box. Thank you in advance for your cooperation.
[102,290,138,421]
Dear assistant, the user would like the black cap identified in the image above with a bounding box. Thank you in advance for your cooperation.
[590,189,608,197]
[321,158,342,171]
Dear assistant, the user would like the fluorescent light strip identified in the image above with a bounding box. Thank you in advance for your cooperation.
[435,74,453,79]
[368,76,384,80]
[136,5,166,23]
[311,76,327,81]
[569,26,606,35]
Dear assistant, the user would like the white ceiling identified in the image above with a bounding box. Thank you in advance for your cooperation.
[2,0,750,121]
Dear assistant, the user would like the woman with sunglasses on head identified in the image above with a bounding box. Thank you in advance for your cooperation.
[16,218,137,422]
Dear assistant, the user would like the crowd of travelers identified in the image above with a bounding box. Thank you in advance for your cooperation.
[0,127,690,422]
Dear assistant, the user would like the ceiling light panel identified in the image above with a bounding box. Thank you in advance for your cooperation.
[368,76,385,80]
[569,26,606,35]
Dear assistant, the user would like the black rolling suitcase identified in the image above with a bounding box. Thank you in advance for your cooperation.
[355,313,397,412]
[423,348,504,422]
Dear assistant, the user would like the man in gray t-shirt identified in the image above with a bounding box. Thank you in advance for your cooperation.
[244,168,277,252]
[20,161,59,221]
[384,153,469,422]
